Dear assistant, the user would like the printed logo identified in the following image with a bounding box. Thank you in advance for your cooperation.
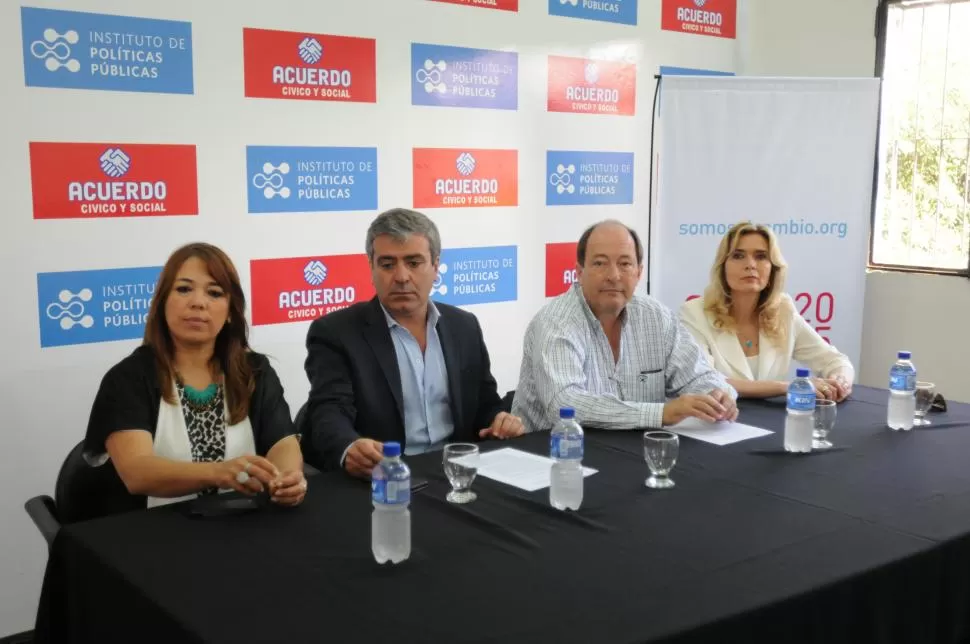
[545,242,578,297]
[432,246,517,306]
[546,151,634,205]
[29,142,198,219]
[428,0,519,11]
[250,254,376,326]
[37,266,161,347]
[548,0,638,25]
[243,28,376,102]
[21,7,193,94]
[661,0,737,39]
[298,37,322,64]
[548,55,636,116]
[411,43,518,110]
[413,148,518,208]
[246,146,378,214]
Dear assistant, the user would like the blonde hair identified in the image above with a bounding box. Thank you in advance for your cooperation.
[702,222,789,345]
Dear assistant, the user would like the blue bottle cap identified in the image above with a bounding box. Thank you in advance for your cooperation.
[898,351,911,360]
[383,442,401,457]
[559,408,575,419]
[795,368,810,378]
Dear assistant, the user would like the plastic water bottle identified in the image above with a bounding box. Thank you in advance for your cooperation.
[784,368,816,453]
[550,407,584,510]
[888,351,917,431]
[371,442,410,564]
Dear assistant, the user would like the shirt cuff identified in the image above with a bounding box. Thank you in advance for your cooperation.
[339,441,354,468]
[641,403,665,429]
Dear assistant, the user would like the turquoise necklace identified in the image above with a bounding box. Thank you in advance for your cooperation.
[176,370,220,406]
[183,382,219,406]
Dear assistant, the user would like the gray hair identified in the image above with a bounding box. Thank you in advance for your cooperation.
[365,208,441,263]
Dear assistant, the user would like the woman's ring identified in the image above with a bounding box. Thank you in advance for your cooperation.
[236,470,250,484]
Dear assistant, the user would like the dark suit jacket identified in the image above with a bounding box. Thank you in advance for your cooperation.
[300,297,504,471]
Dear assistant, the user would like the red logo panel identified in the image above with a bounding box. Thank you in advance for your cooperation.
[661,0,737,39]
[413,148,518,209]
[547,55,636,116]
[545,242,579,297]
[29,142,197,219]
[243,28,377,102]
[429,0,518,10]
[250,254,375,326]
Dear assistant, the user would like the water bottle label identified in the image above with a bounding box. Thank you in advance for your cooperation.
[786,391,815,411]
[550,435,584,459]
[889,373,915,391]
[371,479,410,505]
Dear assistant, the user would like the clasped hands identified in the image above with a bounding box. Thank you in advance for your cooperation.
[214,456,307,506]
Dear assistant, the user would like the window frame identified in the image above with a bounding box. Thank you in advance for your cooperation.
[868,0,970,277]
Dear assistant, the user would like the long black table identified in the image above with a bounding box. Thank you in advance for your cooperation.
[36,386,970,643]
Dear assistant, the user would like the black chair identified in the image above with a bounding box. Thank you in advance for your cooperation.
[24,440,127,549]
[501,390,515,414]
[294,402,320,476]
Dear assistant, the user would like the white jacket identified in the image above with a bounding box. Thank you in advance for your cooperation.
[679,294,855,382]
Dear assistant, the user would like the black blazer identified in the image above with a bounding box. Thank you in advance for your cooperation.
[300,297,504,471]
[83,345,297,518]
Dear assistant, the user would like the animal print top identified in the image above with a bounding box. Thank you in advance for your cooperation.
[175,382,226,495]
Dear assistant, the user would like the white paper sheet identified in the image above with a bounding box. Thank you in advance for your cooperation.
[666,418,773,446]
[452,448,598,492]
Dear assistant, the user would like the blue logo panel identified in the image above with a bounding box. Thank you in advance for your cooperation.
[411,43,518,110]
[433,246,517,306]
[21,7,193,94]
[659,66,734,77]
[546,151,634,206]
[38,266,162,348]
[548,0,638,25]
[246,146,378,214]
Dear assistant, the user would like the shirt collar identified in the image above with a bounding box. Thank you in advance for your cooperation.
[379,299,440,329]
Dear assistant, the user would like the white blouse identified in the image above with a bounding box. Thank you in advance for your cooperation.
[680,294,855,383]
[150,391,255,508]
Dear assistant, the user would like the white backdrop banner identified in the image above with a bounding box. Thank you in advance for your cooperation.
[652,76,880,370]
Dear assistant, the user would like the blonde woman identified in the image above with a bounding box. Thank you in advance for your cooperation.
[679,222,854,401]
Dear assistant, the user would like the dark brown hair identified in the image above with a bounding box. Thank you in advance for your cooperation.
[143,243,253,424]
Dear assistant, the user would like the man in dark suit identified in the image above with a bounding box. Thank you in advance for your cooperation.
[301,208,525,476]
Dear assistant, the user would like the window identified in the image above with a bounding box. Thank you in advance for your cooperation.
[871,0,970,274]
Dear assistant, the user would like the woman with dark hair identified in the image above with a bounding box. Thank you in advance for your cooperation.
[84,242,306,512]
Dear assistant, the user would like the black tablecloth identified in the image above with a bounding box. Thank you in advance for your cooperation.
[36,387,970,644]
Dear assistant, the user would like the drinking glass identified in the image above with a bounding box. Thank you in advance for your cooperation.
[914,382,936,427]
[644,432,679,489]
[813,399,837,449]
[443,443,479,503]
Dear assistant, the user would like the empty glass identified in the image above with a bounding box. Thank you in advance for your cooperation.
[644,431,679,489]
[914,382,936,426]
[443,443,479,503]
[813,399,837,449]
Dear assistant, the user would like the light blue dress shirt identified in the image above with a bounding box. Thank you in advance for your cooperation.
[382,302,455,455]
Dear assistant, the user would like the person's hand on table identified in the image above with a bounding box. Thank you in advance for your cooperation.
[709,388,739,421]
[662,390,735,426]
[212,455,278,495]
[812,378,851,402]
[269,470,307,506]
[479,412,525,440]
[344,438,384,479]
